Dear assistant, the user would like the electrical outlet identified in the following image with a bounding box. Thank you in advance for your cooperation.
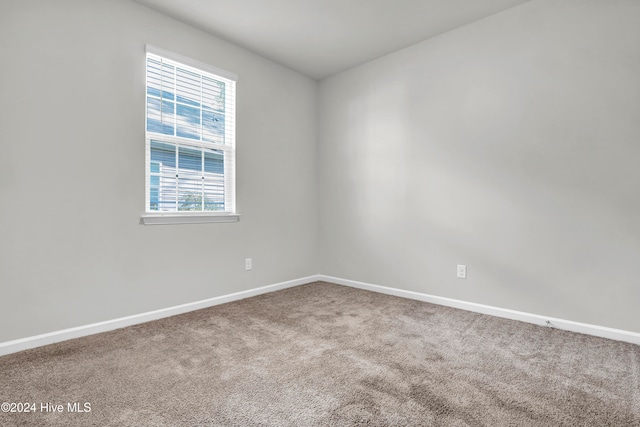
[245,258,252,271]
[457,264,467,279]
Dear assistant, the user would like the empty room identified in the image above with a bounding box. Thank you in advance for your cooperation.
[1,0,639,425]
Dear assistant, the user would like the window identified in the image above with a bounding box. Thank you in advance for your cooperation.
[141,45,238,225]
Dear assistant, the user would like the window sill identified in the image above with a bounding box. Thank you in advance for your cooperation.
[140,212,240,225]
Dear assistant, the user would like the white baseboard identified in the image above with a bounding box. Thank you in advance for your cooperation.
[319,275,640,346]
[0,275,323,357]
[2,274,638,357]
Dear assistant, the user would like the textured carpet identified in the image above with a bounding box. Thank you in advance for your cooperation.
[1,281,639,426]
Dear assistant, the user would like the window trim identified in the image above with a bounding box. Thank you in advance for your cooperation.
[140,212,240,225]
[141,45,239,225]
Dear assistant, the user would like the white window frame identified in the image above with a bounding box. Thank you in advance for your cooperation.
[140,45,239,225]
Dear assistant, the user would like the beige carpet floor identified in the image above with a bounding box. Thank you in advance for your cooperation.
[1,281,639,426]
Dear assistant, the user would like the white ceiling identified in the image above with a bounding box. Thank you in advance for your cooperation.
[134,0,530,80]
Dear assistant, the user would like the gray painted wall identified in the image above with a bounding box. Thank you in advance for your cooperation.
[0,0,318,342]
[318,0,640,333]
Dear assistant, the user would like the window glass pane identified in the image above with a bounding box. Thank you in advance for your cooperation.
[150,141,176,168]
[204,149,224,211]
[147,58,175,100]
[176,104,200,140]
[158,173,177,211]
[178,146,202,172]
[176,67,200,107]
[149,169,160,211]
[147,97,162,133]
[203,108,225,144]
[161,62,175,101]
[202,77,225,112]
[147,58,163,98]
[161,100,175,135]
[147,97,174,135]
[203,180,224,211]
[178,146,202,211]
[204,149,224,174]
[149,141,177,211]
[177,179,202,211]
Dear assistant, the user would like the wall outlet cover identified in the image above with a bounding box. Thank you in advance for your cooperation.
[457,264,467,279]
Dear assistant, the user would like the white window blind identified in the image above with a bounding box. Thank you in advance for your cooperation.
[143,45,237,223]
